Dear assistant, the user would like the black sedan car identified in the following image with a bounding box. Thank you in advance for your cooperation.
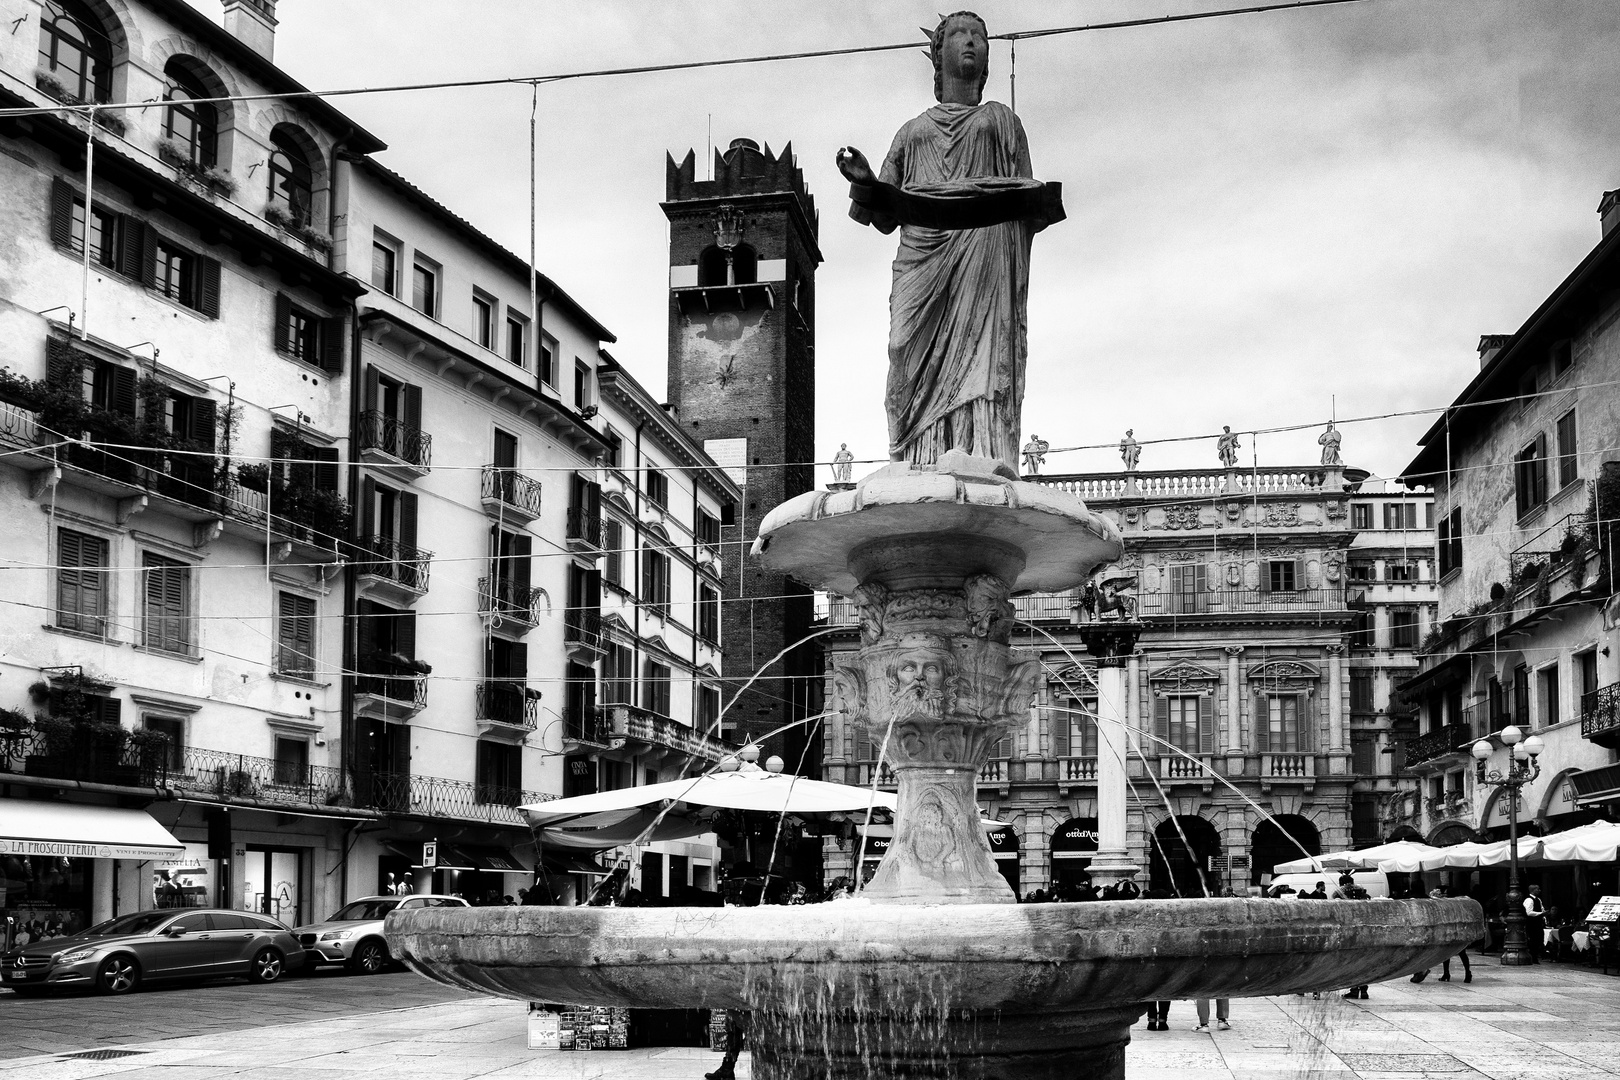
[2,908,306,995]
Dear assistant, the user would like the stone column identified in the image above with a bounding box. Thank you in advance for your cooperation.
[1327,644,1345,752]
[1126,652,1142,754]
[1224,646,1245,756]
[1080,623,1144,885]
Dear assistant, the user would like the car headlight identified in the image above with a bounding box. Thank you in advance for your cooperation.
[54,949,96,965]
[319,930,353,941]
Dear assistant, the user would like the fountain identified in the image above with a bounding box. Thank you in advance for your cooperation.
[385,14,1482,1078]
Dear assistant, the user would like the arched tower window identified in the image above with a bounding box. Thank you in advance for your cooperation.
[697,246,728,287]
[697,244,758,287]
[268,126,314,227]
[163,58,218,168]
[730,243,757,285]
[38,1,112,103]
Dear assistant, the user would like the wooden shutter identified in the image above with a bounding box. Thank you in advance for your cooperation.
[320,316,344,373]
[144,555,188,653]
[188,395,216,450]
[1053,710,1070,757]
[117,214,143,279]
[1153,694,1169,749]
[356,598,378,657]
[513,534,532,595]
[510,641,528,680]
[46,337,81,389]
[95,696,122,726]
[641,544,653,603]
[58,529,106,630]
[1193,564,1208,593]
[363,365,380,413]
[1259,560,1272,594]
[1255,695,1270,752]
[274,293,292,352]
[1297,695,1312,752]
[137,223,157,287]
[311,446,339,492]
[853,725,871,761]
[403,383,422,433]
[1534,433,1548,506]
[604,520,622,583]
[399,492,418,550]
[395,610,417,660]
[108,364,137,416]
[196,256,221,318]
[279,592,315,673]
[359,476,376,538]
[50,178,74,248]
[1198,694,1214,754]
[1293,558,1305,592]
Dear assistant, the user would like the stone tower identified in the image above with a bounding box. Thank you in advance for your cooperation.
[663,138,822,779]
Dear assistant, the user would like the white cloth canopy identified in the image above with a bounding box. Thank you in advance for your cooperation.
[1531,820,1620,864]
[0,801,184,861]
[1272,840,1441,876]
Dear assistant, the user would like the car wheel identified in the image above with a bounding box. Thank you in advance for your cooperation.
[248,947,285,984]
[349,939,388,975]
[96,954,140,995]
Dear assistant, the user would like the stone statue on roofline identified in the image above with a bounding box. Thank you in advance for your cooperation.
[837,10,1064,474]
[1120,430,1140,472]
[1217,426,1240,469]
[1020,434,1048,476]
[1319,422,1342,467]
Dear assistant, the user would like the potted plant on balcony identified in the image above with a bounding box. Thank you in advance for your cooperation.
[235,461,270,493]
[0,706,31,771]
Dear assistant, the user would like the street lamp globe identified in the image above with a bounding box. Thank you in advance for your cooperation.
[1523,734,1545,757]
[718,755,741,773]
[1472,740,1493,761]
[1511,741,1529,760]
[1500,725,1522,745]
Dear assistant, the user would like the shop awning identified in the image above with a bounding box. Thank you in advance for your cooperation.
[540,851,610,876]
[454,845,527,873]
[0,802,185,861]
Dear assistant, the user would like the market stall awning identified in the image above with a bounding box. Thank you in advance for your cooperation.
[540,851,610,876]
[520,770,900,828]
[1273,840,1442,876]
[454,845,528,873]
[0,802,185,861]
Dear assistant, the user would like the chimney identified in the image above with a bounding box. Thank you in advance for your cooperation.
[1601,189,1620,238]
[222,0,277,62]
[1477,334,1511,369]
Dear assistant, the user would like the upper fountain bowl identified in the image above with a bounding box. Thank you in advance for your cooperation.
[752,451,1122,596]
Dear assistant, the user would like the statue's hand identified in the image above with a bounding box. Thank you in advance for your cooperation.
[836,146,876,186]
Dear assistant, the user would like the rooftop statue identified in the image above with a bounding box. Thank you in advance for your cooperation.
[837,11,1063,472]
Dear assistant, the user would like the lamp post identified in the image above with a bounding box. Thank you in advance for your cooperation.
[1472,726,1544,966]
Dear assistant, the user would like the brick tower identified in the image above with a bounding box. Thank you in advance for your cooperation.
[663,138,822,782]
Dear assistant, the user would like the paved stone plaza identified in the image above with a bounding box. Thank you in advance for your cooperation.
[4,963,1618,1079]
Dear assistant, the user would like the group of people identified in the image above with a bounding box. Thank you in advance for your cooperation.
[1021,878,1142,904]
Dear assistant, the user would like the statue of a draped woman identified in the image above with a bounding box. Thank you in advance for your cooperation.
[838,11,1062,472]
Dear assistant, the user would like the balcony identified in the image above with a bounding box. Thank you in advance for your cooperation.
[357,410,431,476]
[605,703,737,764]
[1582,682,1620,750]
[854,760,898,788]
[1509,513,1590,594]
[567,505,602,553]
[1034,465,1348,504]
[1013,591,1082,623]
[1136,588,1349,618]
[978,758,1010,785]
[1158,754,1214,783]
[1404,722,1475,768]
[355,535,432,603]
[1423,792,1472,823]
[216,477,350,563]
[172,746,346,808]
[1260,753,1315,783]
[1059,756,1098,783]
[481,466,542,524]
[479,576,541,632]
[0,724,168,789]
[564,607,604,655]
[475,682,539,740]
[354,661,428,721]
[361,771,553,826]
[564,706,613,750]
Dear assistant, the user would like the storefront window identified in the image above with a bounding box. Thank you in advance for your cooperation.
[152,844,213,908]
[244,847,305,926]
[2,853,91,948]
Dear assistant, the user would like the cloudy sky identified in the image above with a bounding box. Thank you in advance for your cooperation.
[196,0,1620,482]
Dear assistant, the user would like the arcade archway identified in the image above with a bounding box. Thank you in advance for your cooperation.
[1250,814,1320,886]
[1149,815,1220,897]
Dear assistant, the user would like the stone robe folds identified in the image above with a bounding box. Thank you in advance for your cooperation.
[858,101,1045,470]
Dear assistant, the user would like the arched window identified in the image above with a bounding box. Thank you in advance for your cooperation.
[163,58,218,168]
[38,1,112,103]
[730,244,758,285]
[697,246,728,287]
[696,244,758,287]
[267,127,314,227]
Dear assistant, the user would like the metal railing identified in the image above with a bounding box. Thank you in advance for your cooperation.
[355,535,432,592]
[1404,722,1475,768]
[1014,591,1082,622]
[0,401,39,450]
[1136,588,1348,616]
[358,410,431,468]
[354,668,429,709]
[478,576,541,626]
[174,746,346,807]
[0,725,167,787]
[360,771,549,825]
[1510,513,1590,587]
[605,703,736,763]
[1582,682,1620,741]
[567,505,602,548]
[564,707,611,746]
[564,608,603,649]
[481,465,542,516]
[476,683,538,730]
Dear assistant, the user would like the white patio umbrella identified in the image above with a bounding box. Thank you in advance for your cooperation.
[1525,820,1620,865]
[1375,837,1538,873]
[521,769,901,827]
[1272,840,1442,876]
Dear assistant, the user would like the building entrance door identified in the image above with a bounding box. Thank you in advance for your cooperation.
[243,847,305,926]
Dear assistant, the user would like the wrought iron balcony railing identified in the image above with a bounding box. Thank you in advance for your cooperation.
[1404,722,1475,768]
[564,607,603,649]
[479,576,541,626]
[566,505,602,548]
[173,746,346,807]
[1582,682,1620,741]
[355,535,432,592]
[358,410,431,468]
[564,706,611,746]
[0,725,168,788]
[481,465,542,517]
[476,682,538,729]
[605,703,735,763]
[354,666,429,709]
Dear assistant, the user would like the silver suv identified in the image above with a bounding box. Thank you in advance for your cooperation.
[293,895,467,974]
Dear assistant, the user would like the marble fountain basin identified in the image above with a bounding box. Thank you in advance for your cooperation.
[386,898,1482,1078]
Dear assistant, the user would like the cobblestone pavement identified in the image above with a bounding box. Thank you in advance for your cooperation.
[4,962,1618,1078]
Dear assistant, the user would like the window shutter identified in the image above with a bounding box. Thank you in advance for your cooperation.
[584,565,600,608]
[1256,695,1270,752]
[117,213,143,278]
[360,476,376,538]
[1534,432,1548,506]
[274,293,292,352]
[1193,564,1208,593]
[355,598,378,657]
[1260,561,1272,594]
[311,446,339,492]
[511,641,528,680]
[45,337,81,390]
[137,223,156,287]
[50,178,74,248]
[853,725,871,761]
[586,479,601,521]
[1053,711,1070,757]
[399,492,418,550]
[1168,565,1183,595]
[1198,694,1214,755]
[1293,558,1305,592]
[641,545,653,602]
[363,365,380,413]
[196,256,221,318]
[1153,694,1169,750]
[396,610,417,660]
[1298,695,1313,753]
[320,316,344,373]
[403,383,422,432]
[109,364,137,417]
[189,395,216,450]
[514,534,532,595]
[96,696,122,726]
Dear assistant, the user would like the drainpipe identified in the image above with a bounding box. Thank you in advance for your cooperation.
[338,140,363,826]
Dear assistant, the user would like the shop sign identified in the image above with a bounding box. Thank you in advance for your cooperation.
[1051,818,1099,858]
[422,841,438,868]
[153,843,212,909]
[987,827,1019,858]
[860,836,890,860]
[0,839,182,861]
[1482,791,1528,830]
[1588,896,1620,924]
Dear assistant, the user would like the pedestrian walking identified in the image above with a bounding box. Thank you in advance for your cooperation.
[1337,874,1372,999]
[1191,998,1230,1031]
[705,1011,747,1080]
[1429,887,1473,982]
